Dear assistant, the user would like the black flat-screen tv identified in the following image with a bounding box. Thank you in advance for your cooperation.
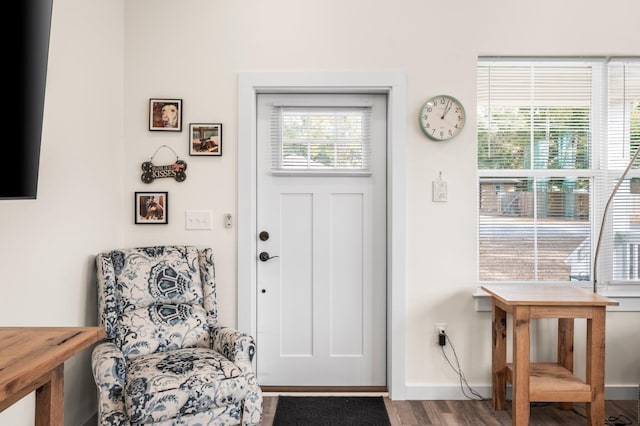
[2,0,53,199]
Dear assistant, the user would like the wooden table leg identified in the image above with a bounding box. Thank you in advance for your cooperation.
[35,364,64,426]
[586,307,606,426]
[491,300,507,411]
[557,318,574,411]
[512,306,530,426]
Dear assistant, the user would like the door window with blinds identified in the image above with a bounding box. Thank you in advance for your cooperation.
[477,58,640,285]
[270,105,372,176]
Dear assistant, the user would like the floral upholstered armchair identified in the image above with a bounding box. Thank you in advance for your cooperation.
[91,245,262,425]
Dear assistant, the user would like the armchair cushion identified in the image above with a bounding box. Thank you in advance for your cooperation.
[103,246,212,359]
[119,303,210,358]
[125,347,248,424]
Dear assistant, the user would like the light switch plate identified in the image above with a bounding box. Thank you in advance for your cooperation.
[185,210,212,230]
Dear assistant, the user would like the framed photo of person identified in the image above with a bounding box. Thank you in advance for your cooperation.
[189,123,222,156]
[135,191,168,224]
[149,98,182,131]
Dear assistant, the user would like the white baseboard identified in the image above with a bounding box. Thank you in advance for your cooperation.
[403,384,639,401]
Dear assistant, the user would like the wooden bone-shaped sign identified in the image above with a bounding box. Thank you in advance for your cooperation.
[141,159,187,183]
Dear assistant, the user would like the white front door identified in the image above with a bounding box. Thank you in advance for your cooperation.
[256,93,387,386]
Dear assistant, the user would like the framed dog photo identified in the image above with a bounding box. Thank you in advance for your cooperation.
[135,191,168,224]
[189,123,222,156]
[149,98,182,131]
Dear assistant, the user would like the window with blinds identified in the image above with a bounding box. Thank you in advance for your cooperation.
[604,60,640,283]
[270,106,372,176]
[477,58,640,285]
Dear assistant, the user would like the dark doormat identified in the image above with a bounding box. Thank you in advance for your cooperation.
[273,396,391,426]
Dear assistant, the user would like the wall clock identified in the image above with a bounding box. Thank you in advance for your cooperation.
[419,95,465,141]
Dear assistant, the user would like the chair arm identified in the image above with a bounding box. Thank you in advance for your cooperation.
[91,342,129,425]
[210,326,256,372]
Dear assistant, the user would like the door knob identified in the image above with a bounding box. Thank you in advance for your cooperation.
[259,251,279,262]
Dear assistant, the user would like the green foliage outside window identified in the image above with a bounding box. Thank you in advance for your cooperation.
[478,107,590,170]
[282,112,365,168]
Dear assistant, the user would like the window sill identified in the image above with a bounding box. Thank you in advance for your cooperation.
[473,284,640,312]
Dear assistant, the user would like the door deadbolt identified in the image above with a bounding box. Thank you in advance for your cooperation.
[259,231,270,241]
[259,251,279,262]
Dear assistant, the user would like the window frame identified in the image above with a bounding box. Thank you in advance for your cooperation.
[477,57,640,288]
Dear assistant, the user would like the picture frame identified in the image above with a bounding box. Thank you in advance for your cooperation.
[149,98,182,131]
[189,123,222,156]
[135,191,168,224]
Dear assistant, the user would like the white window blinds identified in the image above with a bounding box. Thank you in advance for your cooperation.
[270,106,372,176]
[477,58,640,285]
[601,60,640,283]
[477,62,593,171]
[477,60,596,283]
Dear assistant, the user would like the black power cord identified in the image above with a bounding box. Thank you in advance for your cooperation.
[438,331,487,401]
[438,330,446,346]
[572,404,633,425]
[605,415,633,426]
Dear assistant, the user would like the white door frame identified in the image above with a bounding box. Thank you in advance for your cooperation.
[237,71,407,399]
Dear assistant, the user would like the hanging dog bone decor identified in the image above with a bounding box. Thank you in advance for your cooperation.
[141,145,187,183]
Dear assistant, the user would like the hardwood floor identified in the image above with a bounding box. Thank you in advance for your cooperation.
[261,396,638,425]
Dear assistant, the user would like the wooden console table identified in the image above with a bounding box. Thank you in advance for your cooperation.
[0,327,106,425]
[481,285,619,426]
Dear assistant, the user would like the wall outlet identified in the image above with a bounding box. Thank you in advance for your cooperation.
[435,323,447,345]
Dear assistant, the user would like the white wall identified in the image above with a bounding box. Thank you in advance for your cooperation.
[0,1,124,425]
[2,0,639,424]
[122,0,639,397]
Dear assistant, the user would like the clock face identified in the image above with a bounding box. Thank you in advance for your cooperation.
[419,95,465,141]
